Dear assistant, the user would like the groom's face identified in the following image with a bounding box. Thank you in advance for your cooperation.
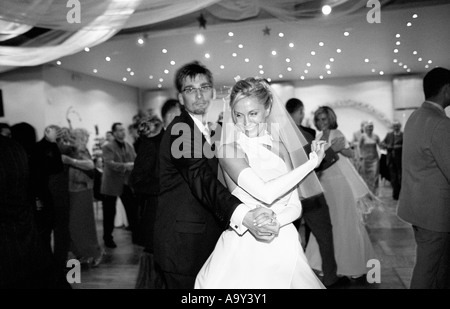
[178,75,215,115]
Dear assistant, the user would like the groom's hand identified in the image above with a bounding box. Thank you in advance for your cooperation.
[243,206,278,242]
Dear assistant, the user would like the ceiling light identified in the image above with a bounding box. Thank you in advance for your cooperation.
[204,53,210,59]
[244,58,249,62]
[130,72,135,76]
[137,38,145,45]
[403,65,407,69]
[164,69,169,74]
[330,58,335,62]
[306,63,311,67]
[220,65,225,69]
[379,71,384,75]
[311,51,316,56]
[372,69,376,73]
[412,14,418,19]
[300,76,305,80]
[327,70,331,75]
[325,64,331,69]
[170,61,176,65]
[238,44,244,49]
[271,50,277,56]
[286,58,291,63]
[105,57,111,61]
[396,41,401,45]
[278,33,284,38]
[127,68,131,72]
[336,49,341,53]
[228,32,234,37]
[84,47,90,52]
[56,61,61,65]
[195,33,205,44]
[234,75,241,82]
[279,74,283,78]
[407,22,412,27]
[396,34,401,38]
[158,84,162,88]
[428,60,432,64]
[159,78,164,82]
[399,62,403,66]
[123,77,127,81]
[418,58,422,62]
[93,69,97,73]
[365,59,369,63]
[289,43,295,48]
[149,75,153,79]
[162,49,168,53]
[407,69,411,72]
[259,65,263,69]
[413,51,417,55]
[322,5,332,15]
[393,59,398,63]
[259,70,264,75]
[267,78,272,82]
[319,42,324,47]
[287,67,292,71]
[232,53,237,57]
[304,69,309,74]
[319,75,324,79]
[394,49,398,53]
[344,32,349,37]
[425,65,429,69]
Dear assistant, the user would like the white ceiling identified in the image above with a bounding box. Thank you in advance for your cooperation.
[56,2,450,91]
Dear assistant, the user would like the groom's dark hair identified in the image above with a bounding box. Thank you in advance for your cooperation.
[423,67,450,99]
[174,61,214,93]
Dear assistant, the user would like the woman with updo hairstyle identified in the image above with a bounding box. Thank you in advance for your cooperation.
[195,77,326,289]
[64,128,104,267]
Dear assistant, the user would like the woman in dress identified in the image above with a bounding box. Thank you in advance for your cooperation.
[359,121,381,195]
[65,128,103,267]
[305,106,377,278]
[195,77,326,289]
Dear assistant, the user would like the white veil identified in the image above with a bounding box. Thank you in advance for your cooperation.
[216,78,323,200]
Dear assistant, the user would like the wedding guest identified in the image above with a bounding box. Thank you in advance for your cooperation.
[65,128,103,267]
[381,120,403,200]
[359,121,381,195]
[397,67,450,289]
[101,122,137,248]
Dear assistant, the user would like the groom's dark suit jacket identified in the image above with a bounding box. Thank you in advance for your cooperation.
[154,109,242,283]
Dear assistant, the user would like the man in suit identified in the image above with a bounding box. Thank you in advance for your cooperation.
[397,67,450,289]
[381,120,403,200]
[154,61,277,289]
[101,123,137,248]
[286,98,346,288]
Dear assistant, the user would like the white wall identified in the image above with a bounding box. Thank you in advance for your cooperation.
[0,66,139,150]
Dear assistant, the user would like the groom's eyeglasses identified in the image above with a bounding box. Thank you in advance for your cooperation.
[182,85,212,95]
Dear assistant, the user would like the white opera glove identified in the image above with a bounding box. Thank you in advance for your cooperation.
[237,156,317,205]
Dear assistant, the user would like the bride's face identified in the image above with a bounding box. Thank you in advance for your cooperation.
[233,97,270,137]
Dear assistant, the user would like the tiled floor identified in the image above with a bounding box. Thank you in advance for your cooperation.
[71,181,416,289]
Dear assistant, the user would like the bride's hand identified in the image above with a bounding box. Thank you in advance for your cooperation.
[310,140,327,168]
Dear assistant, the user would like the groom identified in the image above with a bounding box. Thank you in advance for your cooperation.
[154,61,277,289]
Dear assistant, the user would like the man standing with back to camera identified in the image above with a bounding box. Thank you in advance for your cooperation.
[397,67,450,289]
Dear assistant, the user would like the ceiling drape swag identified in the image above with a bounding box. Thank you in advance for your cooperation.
[0,0,390,68]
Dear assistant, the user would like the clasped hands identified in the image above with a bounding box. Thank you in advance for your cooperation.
[243,205,280,242]
[310,140,327,168]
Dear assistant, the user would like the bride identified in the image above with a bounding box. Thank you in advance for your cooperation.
[195,77,326,289]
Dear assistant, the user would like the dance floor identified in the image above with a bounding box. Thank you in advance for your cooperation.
[71,181,415,289]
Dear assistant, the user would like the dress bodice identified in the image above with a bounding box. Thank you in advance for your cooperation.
[230,131,291,213]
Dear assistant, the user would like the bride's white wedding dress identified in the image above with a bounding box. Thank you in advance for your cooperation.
[195,131,325,289]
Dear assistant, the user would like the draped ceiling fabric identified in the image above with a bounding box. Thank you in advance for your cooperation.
[0,0,391,68]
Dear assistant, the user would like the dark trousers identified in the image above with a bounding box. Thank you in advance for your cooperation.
[387,150,402,200]
[102,185,137,242]
[410,225,450,289]
[296,194,339,286]
[135,194,158,251]
[161,271,194,289]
